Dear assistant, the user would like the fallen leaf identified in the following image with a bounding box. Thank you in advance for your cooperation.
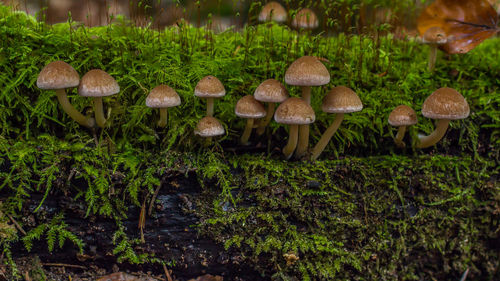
[188,274,223,281]
[417,0,499,54]
[96,272,159,281]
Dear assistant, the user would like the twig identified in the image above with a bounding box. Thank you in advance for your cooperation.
[459,268,469,281]
[41,263,87,269]
[139,199,146,244]
[7,214,26,235]
[148,184,162,216]
[23,271,31,281]
[162,263,173,281]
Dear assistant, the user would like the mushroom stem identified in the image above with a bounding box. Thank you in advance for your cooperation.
[93,97,107,128]
[295,125,309,158]
[256,103,275,136]
[157,108,168,128]
[311,113,344,160]
[428,44,437,71]
[55,89,95,128]
[295,85,312,157]
[283,124,298,160]
[240,119,254,145]
[301,86,312,104]
[417,119,450,148]
[206,98,214,117]
[394,126,407,148]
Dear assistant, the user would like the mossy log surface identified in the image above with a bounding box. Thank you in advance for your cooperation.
[0,5,498,281]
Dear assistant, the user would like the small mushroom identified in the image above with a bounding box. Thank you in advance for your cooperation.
[78,69,120,128]
[195,116,225,143]
[235,95,266,145]
[285,56,330,158]
[417,87,469,148]
[37,61,95,128]
[194,76,225,117]
[291,8,319,30]
[388,105,417,148]
[421,26,448,71]
[253,79,289,136]
[311,86,362,161]
[259,1,287,23]
[145,85,181,128]
[274,97,315,160]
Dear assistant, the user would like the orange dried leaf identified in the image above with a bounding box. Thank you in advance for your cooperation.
[417,0,499,54]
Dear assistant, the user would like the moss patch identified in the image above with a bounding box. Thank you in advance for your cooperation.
[0,5,499,280]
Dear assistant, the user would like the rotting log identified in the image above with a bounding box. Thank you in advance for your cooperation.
[8,173,263,281]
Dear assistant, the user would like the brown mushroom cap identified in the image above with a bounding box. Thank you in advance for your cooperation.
[194,75,225,98]
[78,69,120,97]
[321,86,363,113]
[235,95,266,119]
[195,116,225,137]
[146,85,181,108]
[254,79,289,103]
[422,26,447,44]
[285,56,330,86]
[258,1,287,23]
[37,61,80,90]
[291,8,319,29]
[422,87,470,120]
[274,97,315,125]
[388,105,417,126]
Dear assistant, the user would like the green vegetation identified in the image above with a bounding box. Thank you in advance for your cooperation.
[0,4,498,280]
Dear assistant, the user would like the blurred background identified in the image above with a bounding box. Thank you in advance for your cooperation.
[1,0,499,34]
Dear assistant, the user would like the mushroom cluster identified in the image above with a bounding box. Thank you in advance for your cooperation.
[37,61,119,129]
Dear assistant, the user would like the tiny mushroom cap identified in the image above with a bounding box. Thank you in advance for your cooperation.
[421,87,470,120]
[292,8,319,29]
[388,105,417,126]
[259,1,287,23]
[235,95,266,119]
[195,116,225,137]
[422,26,448,44]
[274,97,315,125]
[285,56,330,86]
[254,79,289,103]
[146,85,181,108]
[37,61,80,90]
[322,86,363,113]
[78,69,120,97]
[194,75,225,98]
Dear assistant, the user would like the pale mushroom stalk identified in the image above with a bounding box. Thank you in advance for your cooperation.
[256,103,275,135]
[240,119,254,145]
[311,113,344,160]
[55,89,95,128]
[283,125,299,160]
[93,97,107,128]
[394,126,407,148]
[206,97,214,117]
[416,119,450,148]
[295,86,312,157]
[158,108,168,127]
[428,43,438,71]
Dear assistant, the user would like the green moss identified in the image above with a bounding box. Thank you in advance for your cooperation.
[0,4,498,280]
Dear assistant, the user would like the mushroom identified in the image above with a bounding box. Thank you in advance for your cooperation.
[37,61,95,128]
[311,86,363,161]
[388,105,417,148]
[421,26,448,71]
[78,69,120,128]
[274,97,315,160]
[145,85,181,128]
[235,95,266,145]
[417,87,470,148]
[194,75,225,117]
[258,1,287,23]
[253,79,289,136]
[291,8,319,30]
[285,56,330,158]
[195,116,225,143]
